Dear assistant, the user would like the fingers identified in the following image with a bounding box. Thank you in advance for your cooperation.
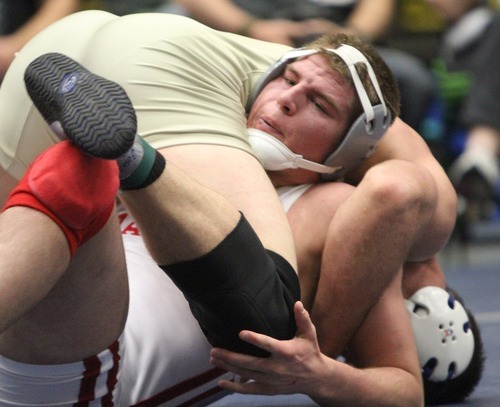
[210,336,277,377]
[209,331,285,380]
[210,301,317,369]
[238,329,282,354]
[234,302,314,357]
[294,301,318,340]
[217,378,277,396]
[211,352,258,380]
[210,302,324,398]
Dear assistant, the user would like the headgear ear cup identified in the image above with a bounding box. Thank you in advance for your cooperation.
[246,45,391,181]
[321,104,391,181]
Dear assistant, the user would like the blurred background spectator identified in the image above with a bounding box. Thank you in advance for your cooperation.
[97,0,184,15]
[420,0,500,233]
[387,0,445,61]
[0,0,80,82]
[78,0,185,15]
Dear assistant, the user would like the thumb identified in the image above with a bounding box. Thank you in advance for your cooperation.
[294,301,317,339]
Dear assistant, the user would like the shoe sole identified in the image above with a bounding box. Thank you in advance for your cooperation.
[24,52,137,159]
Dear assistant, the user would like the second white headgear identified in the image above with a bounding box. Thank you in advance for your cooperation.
[405,286,475,382]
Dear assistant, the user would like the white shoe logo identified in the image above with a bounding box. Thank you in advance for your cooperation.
[60,73,80,94]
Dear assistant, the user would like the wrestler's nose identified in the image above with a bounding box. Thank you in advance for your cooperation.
[277,87,300,115]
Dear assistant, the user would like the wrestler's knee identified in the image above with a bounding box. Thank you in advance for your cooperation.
[161,214,300,357]
[3,141,119,255]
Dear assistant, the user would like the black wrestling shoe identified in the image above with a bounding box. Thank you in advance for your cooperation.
[24,52,137,159]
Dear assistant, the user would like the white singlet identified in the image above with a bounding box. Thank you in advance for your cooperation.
[0,206,234,406]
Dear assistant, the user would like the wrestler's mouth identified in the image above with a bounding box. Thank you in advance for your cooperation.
[257,117,283,139]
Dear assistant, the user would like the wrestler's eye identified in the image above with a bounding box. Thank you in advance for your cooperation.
[283,76,296,86]
[310,96,327,113]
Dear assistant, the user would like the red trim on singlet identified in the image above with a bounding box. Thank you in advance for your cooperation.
[75,355,101,406]
[176,385,227,407]
[131,368,229,407]
[75,340,121,406]
[103,340,121,406]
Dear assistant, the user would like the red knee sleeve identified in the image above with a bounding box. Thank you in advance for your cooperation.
[3,141,119,255]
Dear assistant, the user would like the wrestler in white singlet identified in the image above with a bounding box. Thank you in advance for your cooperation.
[0,9,292,405]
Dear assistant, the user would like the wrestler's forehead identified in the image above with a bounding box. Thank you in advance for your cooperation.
[287,54,348,85]
[286,55,355,102]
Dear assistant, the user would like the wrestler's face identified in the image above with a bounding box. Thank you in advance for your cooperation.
[247,54,357,184]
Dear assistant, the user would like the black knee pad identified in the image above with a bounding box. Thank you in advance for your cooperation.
[161,214,300,357]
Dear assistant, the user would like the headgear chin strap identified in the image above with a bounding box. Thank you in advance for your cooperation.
[405,286,475,382]
[246,44,392,181]
[247,128,341,174]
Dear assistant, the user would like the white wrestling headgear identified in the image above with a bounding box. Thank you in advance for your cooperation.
[405,286,475,382]
[246,45,392,181]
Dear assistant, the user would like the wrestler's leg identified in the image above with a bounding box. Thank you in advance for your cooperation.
[116,143,300,356]
[0,10,118,180]
[24,53,300,356]
[4,141,119,254]
[0,140,119,332]
[119,148,299,356]
[0,207,69,333]
[21,53,263,262]
[0,11,128,370]
[162,217,299,356]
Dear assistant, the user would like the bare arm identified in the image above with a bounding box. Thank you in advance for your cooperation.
[297,0,396,43]
[341,271,423,406]
[347,118,457,261]
[177,0,257,35]
[211,289,423,407]
[176,0,312,45]
[402,255,446,299]
[345,0,396,41]
[4,0,80,47]
[464,124,500,153]
[283,119,456,359]
[0,0,80,78]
